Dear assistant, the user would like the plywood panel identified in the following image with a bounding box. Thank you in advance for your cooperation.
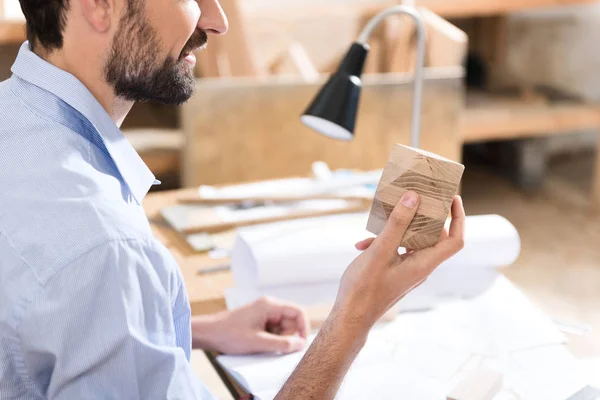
[182,68,465,186]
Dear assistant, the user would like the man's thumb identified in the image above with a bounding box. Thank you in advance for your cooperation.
[254,332,306,354]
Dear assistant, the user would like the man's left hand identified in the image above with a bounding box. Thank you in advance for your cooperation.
[192,297,310,355]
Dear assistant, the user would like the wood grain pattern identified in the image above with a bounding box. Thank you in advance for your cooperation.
[367,144,465,249]
[182,69,465,186]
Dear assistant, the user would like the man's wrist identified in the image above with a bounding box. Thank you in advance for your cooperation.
[324,306,371,349]
[191,313,224,351]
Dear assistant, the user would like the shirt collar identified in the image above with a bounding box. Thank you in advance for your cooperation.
[11,42,158,204]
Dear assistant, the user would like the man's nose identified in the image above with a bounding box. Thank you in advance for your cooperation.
[198,0,229,35]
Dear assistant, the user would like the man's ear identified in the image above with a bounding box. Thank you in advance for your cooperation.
[79,0,118,33]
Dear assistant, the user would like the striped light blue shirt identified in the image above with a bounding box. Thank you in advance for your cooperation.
[0,43,215,399]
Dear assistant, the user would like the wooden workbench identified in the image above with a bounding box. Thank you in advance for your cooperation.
[145,159,600,398]
[143,159,600,357]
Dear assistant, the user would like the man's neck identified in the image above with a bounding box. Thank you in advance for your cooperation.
[38,47,133,127]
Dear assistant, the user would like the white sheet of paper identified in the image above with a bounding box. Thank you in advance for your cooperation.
[217,276,568,400]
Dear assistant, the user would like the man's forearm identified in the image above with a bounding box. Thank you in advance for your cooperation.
[275,310,369,400]
[191,314,221,350]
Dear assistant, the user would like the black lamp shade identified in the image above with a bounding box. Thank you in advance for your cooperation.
[301,43,369,141]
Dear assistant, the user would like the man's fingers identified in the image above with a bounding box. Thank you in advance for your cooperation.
[439,228,449,240]
[263,297,310,339]
[428,196,465,263]
[254,331,306,354]
[376,191,420,252]
[355,237,375,251]
[448,196,465,240]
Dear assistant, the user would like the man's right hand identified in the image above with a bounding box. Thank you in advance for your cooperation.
[333,191,466,330]
[276,191,465,400]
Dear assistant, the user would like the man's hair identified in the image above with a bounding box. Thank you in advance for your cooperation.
[18,0,70,52]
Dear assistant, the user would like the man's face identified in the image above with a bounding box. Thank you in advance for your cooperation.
[104,0,207,105]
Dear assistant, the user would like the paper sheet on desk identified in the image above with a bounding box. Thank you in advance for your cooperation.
[217,276,568,400]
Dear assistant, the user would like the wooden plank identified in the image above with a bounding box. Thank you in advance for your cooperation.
[463,91,600,142]
[217,0,261,77]
[270,42,319,81]
[421,8,468,68]
[384,8,467,72]
[0,20,25,46]
[363,39,383,74]
[196,0,262,77]
[415,0,599,18]
[242,2,395,74]
[385,15,416,73]
[181,69,465,187]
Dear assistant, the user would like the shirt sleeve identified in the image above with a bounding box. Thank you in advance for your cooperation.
[17,238,216,400]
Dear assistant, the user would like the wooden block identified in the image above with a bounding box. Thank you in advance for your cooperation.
[446,369,503,400]
[367,144,464,250]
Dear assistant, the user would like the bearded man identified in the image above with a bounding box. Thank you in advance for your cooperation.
[0,1,465,399]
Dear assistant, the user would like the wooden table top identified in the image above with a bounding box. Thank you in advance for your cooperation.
[144,160,600,358]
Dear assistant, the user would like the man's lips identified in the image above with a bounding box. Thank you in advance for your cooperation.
[181,42,207,66]
[183,52,197,66]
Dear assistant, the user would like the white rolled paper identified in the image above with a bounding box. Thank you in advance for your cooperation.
[231,214,520,290]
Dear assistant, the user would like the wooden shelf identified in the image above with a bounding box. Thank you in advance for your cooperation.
[463,90,600,143]
[417,0,599,18]
[0,20,25,46]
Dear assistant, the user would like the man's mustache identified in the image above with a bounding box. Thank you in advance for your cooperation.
[181,30,208,59]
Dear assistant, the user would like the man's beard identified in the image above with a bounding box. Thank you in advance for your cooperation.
[104,4,207,105]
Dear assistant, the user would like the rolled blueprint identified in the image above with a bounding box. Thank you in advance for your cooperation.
[231,214,520,291]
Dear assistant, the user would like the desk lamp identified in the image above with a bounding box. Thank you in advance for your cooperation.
[301,5,465,250]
